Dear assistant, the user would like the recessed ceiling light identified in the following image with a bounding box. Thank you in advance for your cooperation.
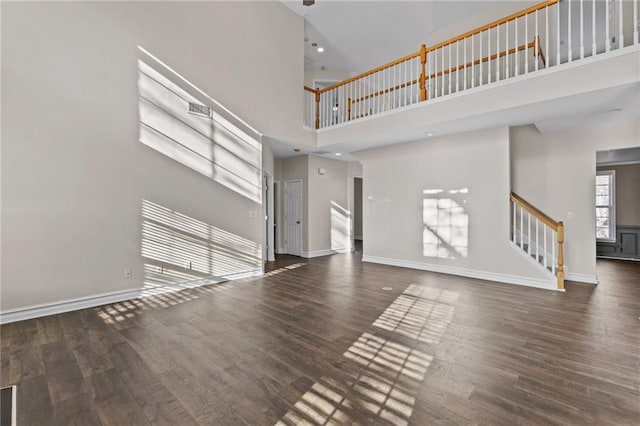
[425,131,434,136]
[317,47,325,53]
[335,153,342,156]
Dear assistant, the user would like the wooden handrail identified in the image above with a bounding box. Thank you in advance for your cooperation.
[304,86,317,93]
[426,0,560,53]
[318,50,421,94]
[510,192,560,230]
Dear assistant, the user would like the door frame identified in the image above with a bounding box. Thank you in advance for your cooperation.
[348,173,363,250]
[263,171,275,262]
[284,179,303,256]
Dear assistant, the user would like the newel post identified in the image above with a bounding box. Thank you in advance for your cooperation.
[315,90,320,129]
[419,44,427,101]
[557,221,565,290]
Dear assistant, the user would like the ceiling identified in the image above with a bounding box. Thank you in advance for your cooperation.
[281,0,537,73]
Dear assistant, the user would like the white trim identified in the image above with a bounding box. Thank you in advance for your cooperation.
[0,288,142,324]
[0,268,263,324]
[565,272,599,284]
[596,160,640,167]
[302,247,351,258]
[596,255,640,262]
[362,255,559,291]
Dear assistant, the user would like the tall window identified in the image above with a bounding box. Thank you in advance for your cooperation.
[595,170,615,241]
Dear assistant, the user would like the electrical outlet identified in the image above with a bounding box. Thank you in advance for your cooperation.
[124,268,133,279]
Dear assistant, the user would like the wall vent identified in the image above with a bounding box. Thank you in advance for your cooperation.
[188,102,212,118]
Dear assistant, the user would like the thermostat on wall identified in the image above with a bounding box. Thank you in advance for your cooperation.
[318,168,326,175]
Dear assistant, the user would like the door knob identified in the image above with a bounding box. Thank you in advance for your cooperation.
[296,221,300,224]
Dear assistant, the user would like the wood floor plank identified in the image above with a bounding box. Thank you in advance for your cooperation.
[1,254,638,425]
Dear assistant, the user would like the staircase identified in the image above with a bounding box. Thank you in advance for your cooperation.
[510,192,565,291]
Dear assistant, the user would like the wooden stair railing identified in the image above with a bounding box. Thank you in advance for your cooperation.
[304,0,562,129]
[510,192,564,290]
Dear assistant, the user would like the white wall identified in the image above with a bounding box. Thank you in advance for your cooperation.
[304,68,351,88]
[357,127,551,289]
[511,120,640,281]
[307,156,349,255]
[1,1,304,313]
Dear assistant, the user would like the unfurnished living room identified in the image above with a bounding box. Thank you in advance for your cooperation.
[1,0,639,425]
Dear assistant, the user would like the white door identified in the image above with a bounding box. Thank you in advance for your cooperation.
[284,180,302,256]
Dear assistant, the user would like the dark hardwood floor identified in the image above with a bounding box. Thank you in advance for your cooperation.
[1,253,639,425]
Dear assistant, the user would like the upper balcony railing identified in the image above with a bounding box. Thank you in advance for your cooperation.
[304,0,639,129]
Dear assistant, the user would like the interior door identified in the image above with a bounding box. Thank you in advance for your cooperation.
[284,180,302,256]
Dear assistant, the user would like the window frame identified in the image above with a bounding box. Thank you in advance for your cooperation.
[595,169,616,242]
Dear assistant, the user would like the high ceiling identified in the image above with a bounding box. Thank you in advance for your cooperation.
[281,0,538,73]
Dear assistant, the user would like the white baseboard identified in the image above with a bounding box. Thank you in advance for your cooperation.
[565,272,598,284]
[362,255,558,291]
[302,247,351,258]
[0,288,142,325]
[0,268,263,324]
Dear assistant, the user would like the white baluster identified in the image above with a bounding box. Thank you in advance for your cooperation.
[606,0,611,51]
[535,10,540,71]
[546,6,550,67]
[619,0,624,48]
[554,2,560,65]
[520,206,524,250]
[442,44,451,94]
[388,66,391,110]
[635,0,639,45]
[456,41,460,92]
[580,0,585,58]
[524,10,538,74]
[527,212,531,255]
[488,27,492,82]
[512,201,516,241]
[568,0,573,62]
[506,20,510,79]
[441,47,445,97]
[536,218,540,262]
[403,60,407,107]
[497,24,501,81]
[472,33,476,86]
[593,0,597,55]
[515,17,519,76]
[544,226,548,269]
[480,30,484,84]
[463,38,467,90]
[552,230,556,275]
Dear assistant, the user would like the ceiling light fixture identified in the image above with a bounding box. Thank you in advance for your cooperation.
[335,153,342,156]
[425,131,434,136]
[317,47,324,53]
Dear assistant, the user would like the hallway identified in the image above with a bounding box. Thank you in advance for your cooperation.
[1,254,638,425]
